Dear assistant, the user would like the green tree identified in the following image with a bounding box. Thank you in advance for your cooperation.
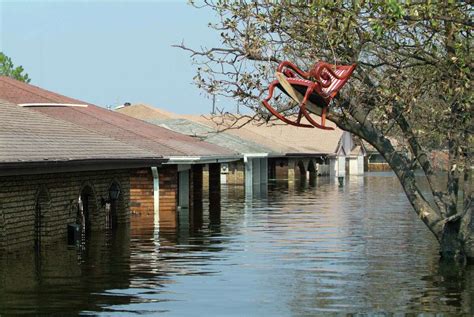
[0,52,31,83]
[180,1,473,261]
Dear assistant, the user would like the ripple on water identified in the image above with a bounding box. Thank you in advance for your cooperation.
[0,174,472,315]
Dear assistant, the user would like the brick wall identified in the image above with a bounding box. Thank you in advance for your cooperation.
[129,165,178,230]
[0,169,130,251]
[225,160,245,184]
[159,165,178,229]
[204,161,245,185]
[268,158,289,180]
[129,169,154,226]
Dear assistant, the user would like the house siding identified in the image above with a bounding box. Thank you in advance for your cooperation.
[224,160,245,185]
[0,169,131,251]
[129,165,178,230]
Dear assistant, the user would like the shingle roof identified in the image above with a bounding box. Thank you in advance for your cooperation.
[148,118,276,155]
[187,115,344,155]
[118,104,344,155]
[0,76,237,159]
[0,76,85,105]
[119,104,176,120]
[0,98,160,163]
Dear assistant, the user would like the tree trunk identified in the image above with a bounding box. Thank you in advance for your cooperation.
[440,216,465,260]
[302,92,473,261]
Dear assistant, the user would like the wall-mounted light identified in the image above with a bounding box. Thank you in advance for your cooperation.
[109,183,121,201]
[101,183,121,207]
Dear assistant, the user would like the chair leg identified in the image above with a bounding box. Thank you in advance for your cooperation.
[297,86,314,124]
[301,108,334,130]
[263,80,278,105]
[321,107,327,127]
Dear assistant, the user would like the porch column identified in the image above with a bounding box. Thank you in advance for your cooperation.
[260,157,268,184]
[190,164,203,230]
[208,163,221,224]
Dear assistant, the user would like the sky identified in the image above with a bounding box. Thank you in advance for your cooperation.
[0,0,232,114]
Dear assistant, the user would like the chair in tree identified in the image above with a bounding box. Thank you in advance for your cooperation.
[262,61,356,130]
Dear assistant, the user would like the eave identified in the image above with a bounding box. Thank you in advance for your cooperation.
[0,157,168,176]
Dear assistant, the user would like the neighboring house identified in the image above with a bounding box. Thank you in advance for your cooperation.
[331,131,367,176]
[144,118,274,188]
[183,112,366,178]
[0,76,239,231]
[363,141,399,172]
[118,105,273,190]
[118,104,366,183]
[0,98,166,250]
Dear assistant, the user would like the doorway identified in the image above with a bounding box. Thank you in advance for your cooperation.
[78,185,97,232]
[34,187,50,250]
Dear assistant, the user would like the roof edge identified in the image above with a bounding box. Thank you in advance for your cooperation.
[0,157,167,176]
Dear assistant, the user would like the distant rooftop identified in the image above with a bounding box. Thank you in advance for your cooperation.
[118,104,345,156]
[149,118,276,155]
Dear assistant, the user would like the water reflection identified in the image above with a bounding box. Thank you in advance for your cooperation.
[0,230,131,314]
[0,174,472,315]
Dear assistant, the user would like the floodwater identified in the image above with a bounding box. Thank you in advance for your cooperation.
[0,173,472,315]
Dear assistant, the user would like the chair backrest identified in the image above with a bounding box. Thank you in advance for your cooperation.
[313,62,356,99]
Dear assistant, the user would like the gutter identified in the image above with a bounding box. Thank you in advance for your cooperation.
[285,153,332,157]
[165,155,241,165]
[243,153,269,158]
[243,153,269,163]
[0,157,168,176]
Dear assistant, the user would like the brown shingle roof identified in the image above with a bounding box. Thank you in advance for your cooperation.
[118,104,176,120]
[0,98,160,164]
[0,77,237,158]
[187,115,343,155]
[0,76,85,105]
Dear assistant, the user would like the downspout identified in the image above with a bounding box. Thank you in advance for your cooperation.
[151,167,159,227]
[244,155,253,196]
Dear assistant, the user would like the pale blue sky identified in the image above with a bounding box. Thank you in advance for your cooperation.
[0,0,230,114]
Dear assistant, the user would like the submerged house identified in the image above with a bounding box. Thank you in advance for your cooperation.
[0,98,166,250]
[118,104,366,183]
[0,76,239,234]
[211,118,364,179]
[132,116,274,188]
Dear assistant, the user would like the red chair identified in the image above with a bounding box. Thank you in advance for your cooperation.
[262,61,356,130]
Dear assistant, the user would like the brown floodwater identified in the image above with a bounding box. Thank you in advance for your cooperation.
[0,173,472,315]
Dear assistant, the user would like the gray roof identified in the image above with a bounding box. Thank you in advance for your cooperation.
[147,118,275,155]
[0,99,161,164]
[118,104,345,156]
